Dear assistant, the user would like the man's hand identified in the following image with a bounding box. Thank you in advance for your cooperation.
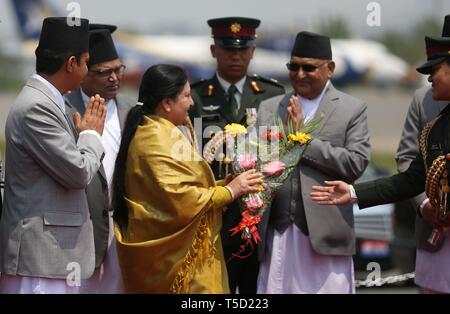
[286,95,304,130]
[310,180,354,205]
[73,94,107,135]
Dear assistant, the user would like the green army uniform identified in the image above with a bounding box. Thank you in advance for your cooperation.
[190,74,285,179]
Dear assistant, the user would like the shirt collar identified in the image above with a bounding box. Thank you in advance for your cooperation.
[297,80,330,106]
[216,73,246,94]
[32,73,66,114]
[80,88,114,108]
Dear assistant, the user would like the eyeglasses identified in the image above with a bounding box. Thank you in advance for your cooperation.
[286,61,328,73]
[90,65,126,77]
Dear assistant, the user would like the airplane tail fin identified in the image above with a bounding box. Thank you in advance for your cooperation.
[10,0,62,40]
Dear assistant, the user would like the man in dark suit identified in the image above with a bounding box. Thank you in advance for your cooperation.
[394,15,450,293]
[257,31,370,293]
[311,34,450,294]
[65,25,135,293]
[189,17,285,294]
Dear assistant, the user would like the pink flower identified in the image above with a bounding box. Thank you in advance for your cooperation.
[243,193,264,211]
[237,154,257,170]
[262,161,285,176]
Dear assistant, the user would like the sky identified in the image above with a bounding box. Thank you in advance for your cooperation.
[0,0,449,42]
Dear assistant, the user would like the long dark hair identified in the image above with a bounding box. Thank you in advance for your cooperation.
[112,64,188,230]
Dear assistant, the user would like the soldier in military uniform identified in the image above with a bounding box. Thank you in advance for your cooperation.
[189,17,285,294]
[311,35,450,294]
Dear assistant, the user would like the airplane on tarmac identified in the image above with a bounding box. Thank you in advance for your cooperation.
[5,0,411,87]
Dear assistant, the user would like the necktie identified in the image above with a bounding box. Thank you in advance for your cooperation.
[228,85,239,120]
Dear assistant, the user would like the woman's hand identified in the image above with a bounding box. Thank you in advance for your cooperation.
[226,169,263,199]
[310,180,353,205]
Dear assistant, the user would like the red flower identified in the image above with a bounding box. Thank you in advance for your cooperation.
[261,129,282,141]
[229,210,262,244]
[272,131,282,140]
[261,130,272,140]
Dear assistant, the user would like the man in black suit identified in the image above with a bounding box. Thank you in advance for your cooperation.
[311,34,450,294]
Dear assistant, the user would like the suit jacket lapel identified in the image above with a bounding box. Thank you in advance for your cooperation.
[311,83,337,136]
[438,102,448,115]
[63,102,79,139]
[236,77,257,124]
[276,92,294,123]
[68,89,86,116]
[116,95,130,133]
[210,75,234,123]
[64,90,86,139]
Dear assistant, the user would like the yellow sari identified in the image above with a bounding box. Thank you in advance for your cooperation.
[115,115,231,293]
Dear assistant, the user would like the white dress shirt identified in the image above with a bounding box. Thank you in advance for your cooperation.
[296,80,330,123]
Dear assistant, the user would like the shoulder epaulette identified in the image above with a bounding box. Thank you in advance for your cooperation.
[191,78,216,97]
[251,74,284,88]
[190,79,207,88]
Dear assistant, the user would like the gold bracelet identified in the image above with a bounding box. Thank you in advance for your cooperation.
[224,185,235,201]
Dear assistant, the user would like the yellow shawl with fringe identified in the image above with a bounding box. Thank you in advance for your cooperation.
[115,115,231,293]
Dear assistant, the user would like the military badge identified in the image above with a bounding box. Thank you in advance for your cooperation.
[203,105,221,112]
[245,108,257,127]
[250,81,261,93]
[207,84,214,96]
[230,22,241,33]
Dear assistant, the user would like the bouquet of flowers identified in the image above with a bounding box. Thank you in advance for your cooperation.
[203,111,321,258]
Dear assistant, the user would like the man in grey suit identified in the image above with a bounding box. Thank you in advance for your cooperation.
[395,15,450,293]
[0,17,106,293]
[256,31,370,293]
[65,25,134,293]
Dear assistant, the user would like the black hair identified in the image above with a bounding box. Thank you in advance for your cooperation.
[112,64,188,230]
[36,49,83,75]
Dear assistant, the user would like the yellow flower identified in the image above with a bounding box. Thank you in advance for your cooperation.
[288,131,311,144]
[224,123,247,137]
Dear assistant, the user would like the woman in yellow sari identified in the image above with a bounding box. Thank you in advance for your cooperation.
[112,64,262,293]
